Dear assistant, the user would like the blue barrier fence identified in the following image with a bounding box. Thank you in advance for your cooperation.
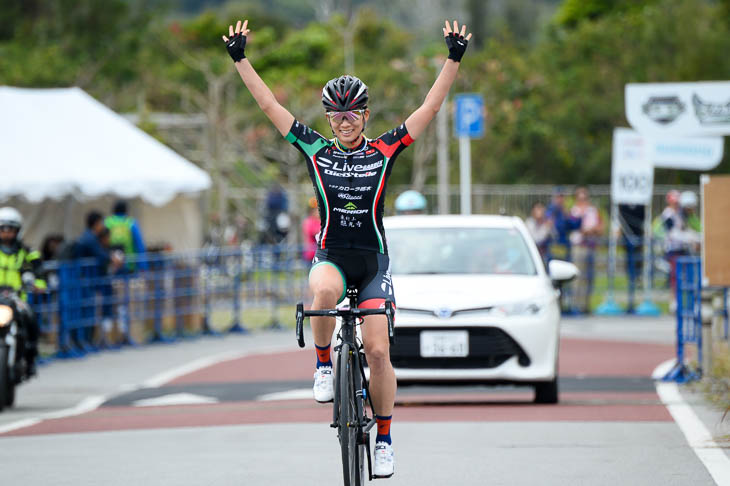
[29,245,312,360]
[663,256,730,382]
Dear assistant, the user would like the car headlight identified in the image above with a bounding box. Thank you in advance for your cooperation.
[492,301,543,317]
[0,305,12,326]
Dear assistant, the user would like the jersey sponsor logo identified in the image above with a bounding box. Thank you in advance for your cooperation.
[380,269,393,296]
[340,215,363,228]
[333,206,369,215]
[344,202,358,210]
[324,169,377,178]
[317,157,383,173]
[338,193,363,201]
[328,184,372,192]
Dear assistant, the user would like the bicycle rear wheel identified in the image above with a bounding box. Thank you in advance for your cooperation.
[338,343,360,486]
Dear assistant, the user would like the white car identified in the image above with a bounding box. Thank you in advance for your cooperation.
[383,214,578,403]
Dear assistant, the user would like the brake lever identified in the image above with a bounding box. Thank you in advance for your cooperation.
[295,302,305,348]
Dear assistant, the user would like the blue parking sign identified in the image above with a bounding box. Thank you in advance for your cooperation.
[454,94,485,138]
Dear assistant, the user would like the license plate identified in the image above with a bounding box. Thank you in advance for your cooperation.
[420,331,469,358]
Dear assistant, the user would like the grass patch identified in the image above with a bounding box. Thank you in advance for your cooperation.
[698,341,730,412]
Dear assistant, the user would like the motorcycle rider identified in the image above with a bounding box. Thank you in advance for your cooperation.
[0,207,46,376]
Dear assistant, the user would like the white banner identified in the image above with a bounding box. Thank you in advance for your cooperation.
[626,81,730,136]
[611,128,654,205]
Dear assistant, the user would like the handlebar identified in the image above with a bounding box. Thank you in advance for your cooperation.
[295,300,396,348]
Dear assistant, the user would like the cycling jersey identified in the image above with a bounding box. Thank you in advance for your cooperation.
[286,119,413,254]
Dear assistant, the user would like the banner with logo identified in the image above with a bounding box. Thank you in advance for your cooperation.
[626,81,730,136]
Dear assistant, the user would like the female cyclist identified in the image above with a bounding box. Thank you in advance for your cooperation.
[223,19,471,478]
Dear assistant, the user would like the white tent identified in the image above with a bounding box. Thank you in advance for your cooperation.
[0,87,212,250]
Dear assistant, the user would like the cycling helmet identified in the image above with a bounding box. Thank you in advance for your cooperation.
[394,190,427,214]
[322,75,368,112]
[679,191,697,208]
[0,207,23,239]
[0,207,22,229]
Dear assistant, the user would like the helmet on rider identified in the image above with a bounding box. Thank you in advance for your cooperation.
[322,75,369,112]
[0,207,23,241]
[394,190,427,215]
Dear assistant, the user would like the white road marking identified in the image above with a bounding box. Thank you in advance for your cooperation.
[651,358,678,380]
[0,395,106,434]
[133,393,219,407]
[257,389,313,401]
[0,343,296,435]
[0,418,41,435]
[142,344,292,388]
[656,382,730,486]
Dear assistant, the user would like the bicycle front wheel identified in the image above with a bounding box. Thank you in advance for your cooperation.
[338,343,360,486]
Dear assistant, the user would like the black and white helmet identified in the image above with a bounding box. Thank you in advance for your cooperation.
[0,207,23,233]
[322,75,368,112]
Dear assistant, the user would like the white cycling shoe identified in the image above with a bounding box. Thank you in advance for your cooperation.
[313,366,334,403]
[373,441,394,478]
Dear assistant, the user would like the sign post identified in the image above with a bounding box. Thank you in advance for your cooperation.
[625,81,729,382]
[454,94,485,215]
[597,128,655,315]
[601,124,725,316]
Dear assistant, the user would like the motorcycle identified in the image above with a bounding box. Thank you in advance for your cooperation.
[0,273,35,412]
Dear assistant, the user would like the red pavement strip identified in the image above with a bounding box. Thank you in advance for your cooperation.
[0,338,675,437]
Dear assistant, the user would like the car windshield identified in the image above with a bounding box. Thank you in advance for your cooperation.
[387,226,537,276]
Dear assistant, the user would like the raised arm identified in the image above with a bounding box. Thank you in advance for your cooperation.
[405,20,472,141]
[223,20,294,137]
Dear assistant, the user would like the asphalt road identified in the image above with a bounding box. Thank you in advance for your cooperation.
[0,316,727,485]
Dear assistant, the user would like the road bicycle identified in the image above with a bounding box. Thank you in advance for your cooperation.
[296,287,394,485]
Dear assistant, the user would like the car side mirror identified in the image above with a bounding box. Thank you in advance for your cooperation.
[548,260,579,285]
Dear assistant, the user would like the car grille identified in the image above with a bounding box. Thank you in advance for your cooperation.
[390,326,530,369]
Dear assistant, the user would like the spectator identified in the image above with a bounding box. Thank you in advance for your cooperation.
[525,201,552,262]
[40,233,65,294]
[661,190,692,296]
[302,197,320,262]
[679,191,701,235]
[97,226,123,336]
[105,200,147,271]
[618,204,645,313]
[75,211,123,346]
[40,234,65,263]
[262,183,290,245]
[545,187,581,262]
[569,187,604,314]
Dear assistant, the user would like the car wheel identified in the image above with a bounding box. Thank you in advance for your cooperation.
[534,377,558,404]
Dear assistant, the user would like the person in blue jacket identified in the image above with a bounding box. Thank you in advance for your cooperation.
[545,188,582,262]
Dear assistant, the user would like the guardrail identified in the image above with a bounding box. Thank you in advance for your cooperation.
[663,256,730,382]
[26,240,712,362]
[29,245,311,360]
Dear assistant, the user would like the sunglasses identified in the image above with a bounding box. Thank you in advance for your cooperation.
[326,110,365,124]
[0,226,18,233]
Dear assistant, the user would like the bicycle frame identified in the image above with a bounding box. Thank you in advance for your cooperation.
[296,289,394,485]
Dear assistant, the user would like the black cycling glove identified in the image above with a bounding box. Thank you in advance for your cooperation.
[444,32,468,62]
[225,32,246,63]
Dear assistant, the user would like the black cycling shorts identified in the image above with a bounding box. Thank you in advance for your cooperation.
[310,248,395,306]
